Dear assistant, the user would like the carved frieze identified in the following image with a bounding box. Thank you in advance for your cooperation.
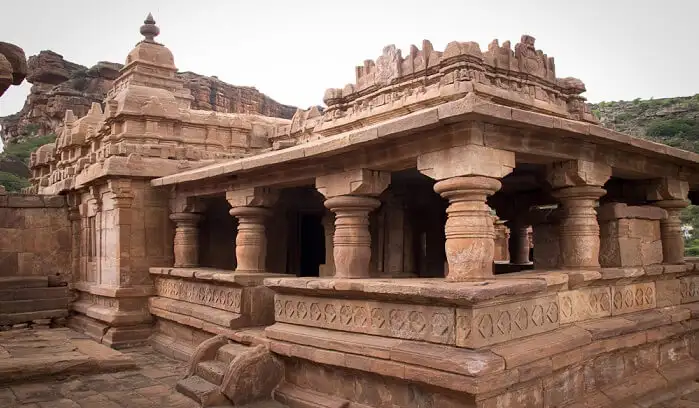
[680,276,699,304]
[611,283,656,315]
[274,295,455,345]
[154,277,242,313]
[456,294,559,348]
[558,287,611,324]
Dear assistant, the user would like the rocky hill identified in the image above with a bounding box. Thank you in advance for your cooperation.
[0,50,296,144]
[590,95,699,153]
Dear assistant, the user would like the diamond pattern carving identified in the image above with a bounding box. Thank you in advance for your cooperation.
[611,283,656,315]
[273,295,456,344]
[479,314,494,338]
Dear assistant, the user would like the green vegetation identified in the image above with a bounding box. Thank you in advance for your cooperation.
[0,132,56,192]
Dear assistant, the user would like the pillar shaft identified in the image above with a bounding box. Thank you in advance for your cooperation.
[324,195,381,279]
[434,176,501,281]
[656,199,689,264]
[170,212,202,268]
[319,213,335,277]
[229,206,272,272]
[552,186,606,269]
[508,223,531,265]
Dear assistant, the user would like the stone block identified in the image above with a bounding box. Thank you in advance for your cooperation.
[417,144,514,180]
[479,379,543,408]
[611,283,656,315]
[543,365,584,407]
[7,195,44,208]
[456,294,560,348]
[656,278,682,307]
[547,160,612,189]
[558,286,612,324]
[490,326,591,368]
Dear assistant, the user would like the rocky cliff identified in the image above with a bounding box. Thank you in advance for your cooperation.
[589,95,699,153]
[0,50,296,144]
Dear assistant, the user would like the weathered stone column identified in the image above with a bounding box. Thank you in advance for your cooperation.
[169,195,206,268]
[319,212,335,277]
[169,213,203,267]
[316,169,390,279]
[493,217,510,262]
[434,176,502,279]
[648,178,690,264]
[548,160,611,269]
[226,187,278,273]
[418,143,515,281]
[507,222,531,265]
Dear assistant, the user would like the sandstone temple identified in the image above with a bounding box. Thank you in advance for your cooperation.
[2,14,699,408]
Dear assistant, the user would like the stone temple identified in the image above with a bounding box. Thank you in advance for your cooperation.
[3,13,699,408]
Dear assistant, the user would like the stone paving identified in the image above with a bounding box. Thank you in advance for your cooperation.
[0,343,197,408]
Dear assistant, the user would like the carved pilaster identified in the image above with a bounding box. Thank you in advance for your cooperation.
[170,212,203,267]
[433,176,502,280]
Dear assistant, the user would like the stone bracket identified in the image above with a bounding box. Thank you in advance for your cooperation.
[547,160,611,189]
[417,144,514,180]
[226,187,279,208]
[315,168,390,198]
[646,177,689,201]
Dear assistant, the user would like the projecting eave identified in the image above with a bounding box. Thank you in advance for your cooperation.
[151,93,699,189]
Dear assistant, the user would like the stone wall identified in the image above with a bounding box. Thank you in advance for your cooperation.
[0,192,71,282]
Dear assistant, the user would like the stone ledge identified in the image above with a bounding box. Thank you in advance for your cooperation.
[149,267,288,287]
[149,296,244,328]
[72,282,154,298]
[71,300,151,326]
[264,277,547,306]
[265,323,505,377]
[0,194,66,208]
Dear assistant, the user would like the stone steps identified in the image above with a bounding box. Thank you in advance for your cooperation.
[196,360,227,385]
[0,277,49,289]
[177,336,283,407]
[0,286,69,301]
[0,309,69,326]
[0,297,72,314]
[0,277,72,327]
[176,374,230,407]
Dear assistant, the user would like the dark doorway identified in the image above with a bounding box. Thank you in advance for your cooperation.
[298,213,325,277]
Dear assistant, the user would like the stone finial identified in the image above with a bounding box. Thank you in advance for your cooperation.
[140,13,160,42]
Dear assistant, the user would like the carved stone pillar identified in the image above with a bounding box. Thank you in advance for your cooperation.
[507,222,531,265]
[324,195,381,278]
[548,160,611,270]
[170,212,203,268]
[417,143,515,281]
[493,218,510,262]
[648,178,690,264]
[226,187,278,273]
[434,176,502,280]
[319,213,335,277]
[316,169,390,279]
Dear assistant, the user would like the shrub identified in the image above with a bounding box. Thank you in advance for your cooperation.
[21,123,40,136]
[647,119,699,141]
[0,171,30,192]
[1,133,57,164]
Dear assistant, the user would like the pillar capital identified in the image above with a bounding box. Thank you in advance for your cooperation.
[433,176,502,281]
[169,212,203,224]
[169,194,207,214]
[226,187,279,208]
[324,195,381,279]
[547,160,611,189]
[418,144,514,181]
[315,169,390,199]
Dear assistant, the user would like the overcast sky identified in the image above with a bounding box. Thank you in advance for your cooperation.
[1,0,697,117]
